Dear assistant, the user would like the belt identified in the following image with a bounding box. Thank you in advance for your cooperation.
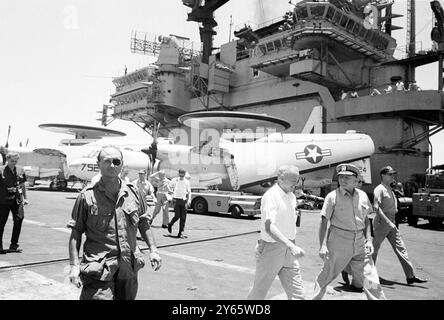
[331,225,364,234]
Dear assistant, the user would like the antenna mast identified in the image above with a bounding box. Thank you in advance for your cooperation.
[229,14,233,42]
[406,0,416,57]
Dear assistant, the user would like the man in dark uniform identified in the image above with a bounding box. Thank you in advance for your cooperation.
[67,146,162,300]
[0,152,28,254]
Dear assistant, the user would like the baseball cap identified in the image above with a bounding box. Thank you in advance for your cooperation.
[380,166,397,175]
[336,163,359,177]
[138,169,146,174]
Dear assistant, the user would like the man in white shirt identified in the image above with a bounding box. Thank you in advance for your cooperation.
[247,165,305,300]
[167,169,191,238]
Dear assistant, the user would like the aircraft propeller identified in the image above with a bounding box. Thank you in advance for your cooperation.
[1,125,11,164]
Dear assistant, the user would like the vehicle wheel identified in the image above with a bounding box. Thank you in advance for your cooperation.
[60,180,68,190]
[191,197,208,214]
[49,181,57,191]
[229,205,243,218]
[407,215,418,227]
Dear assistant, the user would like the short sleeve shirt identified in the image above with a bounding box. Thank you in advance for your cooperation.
[67,179,150,270]
[321,187,373,231]
[171,178,191,200]
[260,183,297,242]
[132,178,154,198]
[373,183,397,222]
[156,177,172,194]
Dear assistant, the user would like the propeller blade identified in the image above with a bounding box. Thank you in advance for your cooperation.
[26,138,29,147]
[5,125,11,148]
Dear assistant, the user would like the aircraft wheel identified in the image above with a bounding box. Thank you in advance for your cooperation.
[192,197,208,214]
[229,205,243,218]
[407,215,418,227]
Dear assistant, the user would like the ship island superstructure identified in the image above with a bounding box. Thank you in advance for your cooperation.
[106,0,444,195]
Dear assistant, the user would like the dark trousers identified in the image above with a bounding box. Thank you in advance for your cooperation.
[170,199,187,234]
[0,203,23,247]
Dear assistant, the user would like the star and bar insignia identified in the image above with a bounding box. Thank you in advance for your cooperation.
[295,144,332,164]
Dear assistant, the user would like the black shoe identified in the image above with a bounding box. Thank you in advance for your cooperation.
[407,276,428,285]
[161,224,168,229]
[9,244,22,253]
[177,233,187,239]
[167,224,172,233]
[341,271,350,285]
[349,285,363,293]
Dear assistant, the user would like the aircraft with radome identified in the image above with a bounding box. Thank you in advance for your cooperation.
[147,111,374,194]
[2,112,374,194]
[1,124,152,190]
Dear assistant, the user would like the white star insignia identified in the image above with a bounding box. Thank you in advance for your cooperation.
[306,146,322,162]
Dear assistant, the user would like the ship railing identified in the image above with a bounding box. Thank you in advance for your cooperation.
[112,66,157,91]
[392,43,439,60]
[113,100,150,115]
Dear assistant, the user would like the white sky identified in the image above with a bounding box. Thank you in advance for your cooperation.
[0,0,443,163]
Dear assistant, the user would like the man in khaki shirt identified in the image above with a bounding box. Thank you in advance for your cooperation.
[149,170,172,228]
[373,166,427,285]
[313,163,385,300]
[67,146,162,300]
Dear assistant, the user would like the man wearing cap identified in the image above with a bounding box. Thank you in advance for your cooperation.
[167,169,191,238]
[67,146,162,300]
[248,165,305,300]
[149,170,172,228]
[372,166,427,285]
[313,163,385,300]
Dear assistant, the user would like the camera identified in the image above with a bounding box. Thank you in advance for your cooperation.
[7,187,17,195]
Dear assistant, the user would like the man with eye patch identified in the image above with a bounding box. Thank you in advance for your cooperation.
[67,146,162,300]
